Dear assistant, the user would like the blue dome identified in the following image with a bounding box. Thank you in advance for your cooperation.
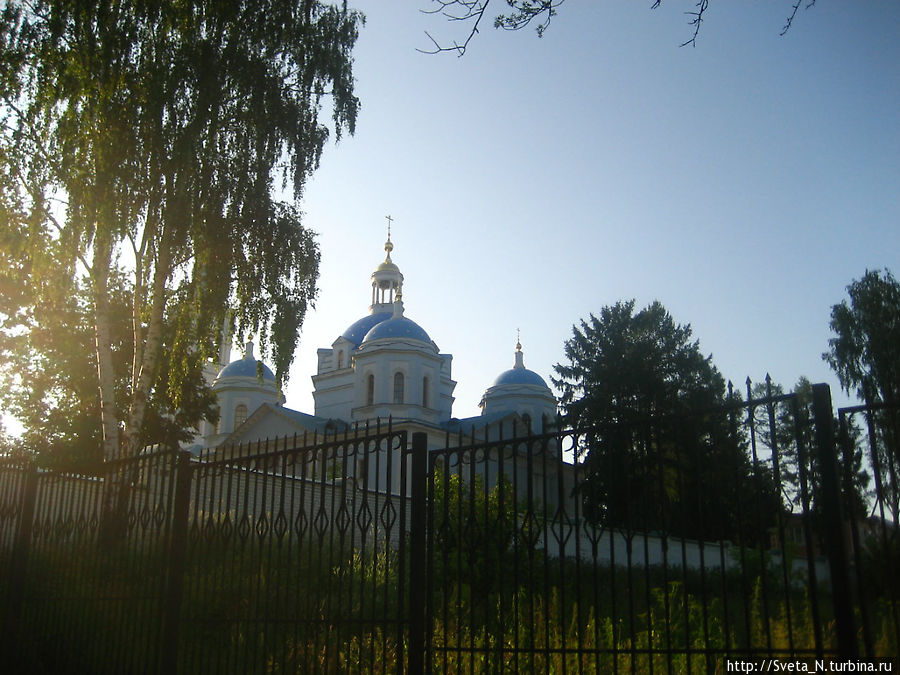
[341,312,392,345]
[492,368,548,388]
[218,358,276,381]
[362,316,432,344]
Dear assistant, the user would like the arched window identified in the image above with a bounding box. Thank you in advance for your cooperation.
[234,404,248,430]
[366,374,375,406]
[422,376,430,408]
[393,372,405,404]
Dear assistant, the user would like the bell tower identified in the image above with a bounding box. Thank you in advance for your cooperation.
[370,216,403,313]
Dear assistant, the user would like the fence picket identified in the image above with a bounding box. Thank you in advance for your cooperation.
[1,387,897,672]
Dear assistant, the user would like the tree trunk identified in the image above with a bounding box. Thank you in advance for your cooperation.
[92,233,120,462]
[92,231,131,545]
[125,239,171,456]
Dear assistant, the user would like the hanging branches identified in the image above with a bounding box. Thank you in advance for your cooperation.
[419,0,818,55]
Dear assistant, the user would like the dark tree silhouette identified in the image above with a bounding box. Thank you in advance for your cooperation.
[825,269,900,522]
[553,300,779,542]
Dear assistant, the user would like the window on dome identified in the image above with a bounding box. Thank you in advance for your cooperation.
[367,374,375,406]
[393,372,405,404]
[234,404,248,430]
[422,376,430,408]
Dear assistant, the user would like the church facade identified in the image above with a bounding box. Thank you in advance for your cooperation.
[192,233,558,476]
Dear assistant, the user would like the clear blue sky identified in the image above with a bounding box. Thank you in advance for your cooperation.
[278,1,899,419]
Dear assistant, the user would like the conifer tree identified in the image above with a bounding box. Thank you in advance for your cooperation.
[553,300,778,541]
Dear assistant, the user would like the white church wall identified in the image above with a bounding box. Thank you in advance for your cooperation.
[312,369,356,420]
[135,453,832,587]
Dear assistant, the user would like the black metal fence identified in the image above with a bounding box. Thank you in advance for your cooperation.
[0,422,414,674]
[1,385,897,673]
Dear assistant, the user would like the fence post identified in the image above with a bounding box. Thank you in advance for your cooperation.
[3,464,38,637]
[160,450,193,675]
[811,383,858,658]
[407,432,427,675]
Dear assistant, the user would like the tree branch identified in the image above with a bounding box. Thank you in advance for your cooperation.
[15,174,93,275]
[678,0,709,48]
[781,0,817,36]
[495,1,564,37]
[422,1,819,54]
[418,0,492,56]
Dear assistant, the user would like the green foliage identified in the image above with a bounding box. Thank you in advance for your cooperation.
[0,273,118,467]
[425,570,857,673]
[6,512,895,672]
[749,377,870,520]
[0,0,361,458]
[430,467,525,599]
[826,269,900,407]
[858,527,900,608]
[554,301,724,425]
[553,300,777,542]
[0,253,219,465]
[825,269,900,521]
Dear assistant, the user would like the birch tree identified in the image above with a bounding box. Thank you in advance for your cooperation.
[0,0,361,460]
[825,269,900,522]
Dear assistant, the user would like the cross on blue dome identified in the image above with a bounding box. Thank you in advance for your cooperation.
[491,337,549,388]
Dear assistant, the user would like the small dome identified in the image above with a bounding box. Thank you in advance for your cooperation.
[376,260,400,274]
[216,340,276,381]
[362,316,432,344]
[342,312,392,346]
[492,368,548,388]
[489,337,549,389]
[217,358,276,381]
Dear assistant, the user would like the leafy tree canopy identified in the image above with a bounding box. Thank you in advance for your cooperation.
[825,269,900,408]
[0,1,361,459]
[825,269,900,521]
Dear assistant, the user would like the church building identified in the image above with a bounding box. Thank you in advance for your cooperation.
[193,231,558,472]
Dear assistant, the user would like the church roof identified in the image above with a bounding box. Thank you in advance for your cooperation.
[488,338,549,389]
[218,359,276,380]
[217,403,345,449]
[443,410,518,434]
[275,407,348,434]
[492,367,548,388]
[362,315,432,344]
[341,312,392,346]
[216,341,276,381]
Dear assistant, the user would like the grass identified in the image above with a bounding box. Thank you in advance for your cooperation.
[3,532,897,674]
